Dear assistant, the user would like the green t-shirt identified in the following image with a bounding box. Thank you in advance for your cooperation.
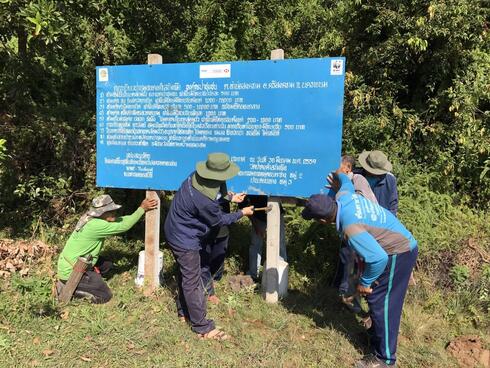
[57,207,145,280]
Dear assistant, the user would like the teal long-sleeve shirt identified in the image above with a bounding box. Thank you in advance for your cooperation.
[57,207,144,280]
[335,174,417,286]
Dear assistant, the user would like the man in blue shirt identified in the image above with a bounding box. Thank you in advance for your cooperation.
[357,150,398,216]
[302,171,418,367]
[164,153,254,340]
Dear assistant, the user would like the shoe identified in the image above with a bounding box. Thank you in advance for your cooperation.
[73,289,97,303]
[355,355,391,367]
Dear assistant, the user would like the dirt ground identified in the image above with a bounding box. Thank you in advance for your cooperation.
[446,335,490,368]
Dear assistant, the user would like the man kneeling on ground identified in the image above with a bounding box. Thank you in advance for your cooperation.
[302,170,418,368]
[57,195,157,304]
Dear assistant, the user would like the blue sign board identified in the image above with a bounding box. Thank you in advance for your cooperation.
[96,57,345,197]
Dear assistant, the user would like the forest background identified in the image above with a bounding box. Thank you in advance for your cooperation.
[0,1,489,367]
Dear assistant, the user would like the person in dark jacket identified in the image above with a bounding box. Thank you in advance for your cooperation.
[357,150,398,216]
[164,152,254,340]
[303,171,418,367]
[200,185,232,305]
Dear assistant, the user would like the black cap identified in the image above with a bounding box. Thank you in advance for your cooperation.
[301,194,337,220]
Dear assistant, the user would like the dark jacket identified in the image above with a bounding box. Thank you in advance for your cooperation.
[370,172,398,216]
[164,174,242,251]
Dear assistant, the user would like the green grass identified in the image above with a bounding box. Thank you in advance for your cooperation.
[1,186,489,367]
[0,237,488,368]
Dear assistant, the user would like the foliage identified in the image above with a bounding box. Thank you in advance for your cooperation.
[0,0,488,229]
[449,265,470,286]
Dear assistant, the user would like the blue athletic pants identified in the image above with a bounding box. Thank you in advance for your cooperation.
[366,246,418,365]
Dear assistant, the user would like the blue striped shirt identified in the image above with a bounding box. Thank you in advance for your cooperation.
[335,173,417,286]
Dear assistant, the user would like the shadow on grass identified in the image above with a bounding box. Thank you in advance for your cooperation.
[282,287,371,355]
[97,248,140,280]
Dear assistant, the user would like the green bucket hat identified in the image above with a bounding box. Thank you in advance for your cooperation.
[195,152,240,181]
[358,150,393,175]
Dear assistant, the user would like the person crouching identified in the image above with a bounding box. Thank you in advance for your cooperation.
[57,195,157,303]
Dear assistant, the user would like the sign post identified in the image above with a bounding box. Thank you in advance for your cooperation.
[144,54,162,292]
[264,49,287,303]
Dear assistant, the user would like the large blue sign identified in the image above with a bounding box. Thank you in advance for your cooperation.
[96,57,345,197]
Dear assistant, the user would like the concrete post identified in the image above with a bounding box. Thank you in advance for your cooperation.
[263,48,289,303]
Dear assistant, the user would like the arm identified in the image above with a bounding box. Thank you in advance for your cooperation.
[336,172,356,195]
[200,201,243,229]
[93,207,145,236]
[326,171,356,195]
[347,230,388,287]
[90,198,157,237]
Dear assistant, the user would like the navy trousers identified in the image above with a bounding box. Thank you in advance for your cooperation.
[200,235,229,296]
[338,244,358,295]
[366,246,418,365]
[169,244,215,334]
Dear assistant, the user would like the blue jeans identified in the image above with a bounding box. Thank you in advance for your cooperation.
[248,217,287,279]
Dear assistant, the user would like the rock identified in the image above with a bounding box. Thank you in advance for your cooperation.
[228,275,256,292]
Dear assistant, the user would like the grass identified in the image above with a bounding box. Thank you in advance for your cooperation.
[0,235,488,368]
[1,187,489,368]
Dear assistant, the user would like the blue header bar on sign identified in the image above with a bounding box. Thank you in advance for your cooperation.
[96,57,345,197]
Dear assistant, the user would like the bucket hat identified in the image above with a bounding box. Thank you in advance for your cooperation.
[74,195,121,231]
[196,152,240,181]
[87,195,122,217]
[358,150,393,175]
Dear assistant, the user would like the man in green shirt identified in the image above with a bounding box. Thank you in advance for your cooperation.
[57,194,157,303]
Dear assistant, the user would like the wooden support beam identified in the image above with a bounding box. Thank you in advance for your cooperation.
[144,53,162,292]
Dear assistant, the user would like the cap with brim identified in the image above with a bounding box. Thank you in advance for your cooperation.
[358,150,393,175]
[301,194,336,220]
[87,194,122,217]
[196,152,240,181]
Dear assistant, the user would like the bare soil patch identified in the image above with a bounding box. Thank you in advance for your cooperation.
[446,335,490,368]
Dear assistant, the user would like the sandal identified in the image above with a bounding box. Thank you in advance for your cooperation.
[198,329,230,341]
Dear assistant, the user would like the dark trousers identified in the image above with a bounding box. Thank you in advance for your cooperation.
[338,245,357,295]
[200,235,229,296]
[170,244,215,334]
[366,247,418,365]
[61,270,112,304]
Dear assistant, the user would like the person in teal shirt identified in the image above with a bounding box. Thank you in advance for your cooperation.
[57,194,157,303]
[303,170,418,367]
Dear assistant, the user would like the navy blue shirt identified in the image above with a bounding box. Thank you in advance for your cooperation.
[164,174,243,251]
[368,172,398,216]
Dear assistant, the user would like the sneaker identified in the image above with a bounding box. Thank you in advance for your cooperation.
[355,355,391,368]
